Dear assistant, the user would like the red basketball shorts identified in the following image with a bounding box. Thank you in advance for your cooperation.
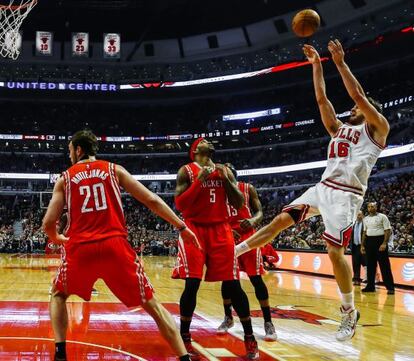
[53,237,154,307]
[237,229,264,276]
[172,221,239,282]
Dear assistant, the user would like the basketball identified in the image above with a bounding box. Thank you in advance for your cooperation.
[292,9,320,38]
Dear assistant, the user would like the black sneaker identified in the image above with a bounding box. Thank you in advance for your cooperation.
[361,286,375,293]
[54,356,67,361]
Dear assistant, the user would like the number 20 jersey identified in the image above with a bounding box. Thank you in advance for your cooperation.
[321,122,384,194]
[62,160,127,243]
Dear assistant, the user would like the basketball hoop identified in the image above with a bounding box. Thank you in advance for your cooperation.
[0,0,37,59]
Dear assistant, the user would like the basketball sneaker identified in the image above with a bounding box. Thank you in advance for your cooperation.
[217,316,234,334]
[336,307,360,341]
[54,356,66,361]
[244,335,259,360]
[264,321,278,341]
[181,333,201,361]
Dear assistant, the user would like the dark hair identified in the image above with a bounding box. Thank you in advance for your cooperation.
[367,97,383,114]
[70,129,98,156]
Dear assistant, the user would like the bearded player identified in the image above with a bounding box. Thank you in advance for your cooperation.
[235,40,389,341]
[216,163,277,341]
[43,130,199,361]
[173,138,259,360]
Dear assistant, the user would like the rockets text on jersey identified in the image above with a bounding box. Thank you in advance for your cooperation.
[180,162,230,224]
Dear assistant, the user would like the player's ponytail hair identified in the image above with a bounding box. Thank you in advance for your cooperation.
[71,129,99,157]
[367,97,383,114]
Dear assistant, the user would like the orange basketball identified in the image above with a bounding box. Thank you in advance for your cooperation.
[292,9,320,38]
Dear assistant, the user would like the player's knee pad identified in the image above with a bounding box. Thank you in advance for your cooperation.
[284,208,302,223]
[221,281,232,300]
[223,280,250,318]
[249,275,269,300]
[180,278,201,316]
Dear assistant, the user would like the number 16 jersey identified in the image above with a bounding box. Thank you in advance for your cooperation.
[62,160,127,243]
[321,122,384,195]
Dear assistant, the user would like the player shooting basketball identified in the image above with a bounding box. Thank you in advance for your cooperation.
[235,39,389,341]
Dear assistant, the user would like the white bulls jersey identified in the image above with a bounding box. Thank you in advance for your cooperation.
[321,122,384,195]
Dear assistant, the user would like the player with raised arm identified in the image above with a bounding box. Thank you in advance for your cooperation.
[43,130,200,361]
[235,40,389,341]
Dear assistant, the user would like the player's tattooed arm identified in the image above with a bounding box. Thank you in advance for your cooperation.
[174,165,204,211]
[216,163,244,210]
[175,166,191,197]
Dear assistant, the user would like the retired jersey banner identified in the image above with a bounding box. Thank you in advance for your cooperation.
[36,31,53,56]
[72,32,89,57]
[103,33,121,58]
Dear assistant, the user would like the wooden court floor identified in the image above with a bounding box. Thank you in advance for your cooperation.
[0,254,413,361]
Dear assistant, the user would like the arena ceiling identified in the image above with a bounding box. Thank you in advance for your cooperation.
[24,0,323,41]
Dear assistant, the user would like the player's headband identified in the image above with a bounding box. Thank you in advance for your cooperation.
[189,137,205,161]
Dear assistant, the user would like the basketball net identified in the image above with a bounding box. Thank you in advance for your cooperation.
[0,0,37,59]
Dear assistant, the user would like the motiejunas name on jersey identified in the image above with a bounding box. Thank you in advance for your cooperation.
[71,169,109,184]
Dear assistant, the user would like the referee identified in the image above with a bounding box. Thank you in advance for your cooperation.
[361,202,395,294]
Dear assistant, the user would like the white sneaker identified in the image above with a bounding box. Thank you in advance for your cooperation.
[217,316,234,334]
[264,321,278,341]
[336,307,360,341]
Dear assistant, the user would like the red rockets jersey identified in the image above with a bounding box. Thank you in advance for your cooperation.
[62,160,127,243]
[229,182,252,234]
[180,162,230,224]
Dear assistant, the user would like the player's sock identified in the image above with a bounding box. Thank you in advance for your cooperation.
[179,354,191,361]
[341,291,355,310]
[221,282,233,319]
[179,278,201,335]
[224,303,233,319]
[261,305,272,323]
[241,318,254,336]
[249,276,271,323]
[235,241,251,257]
[55,342,66,359]
[180,319,192,335]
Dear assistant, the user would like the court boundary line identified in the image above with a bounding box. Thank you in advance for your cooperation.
[0,337,147,360]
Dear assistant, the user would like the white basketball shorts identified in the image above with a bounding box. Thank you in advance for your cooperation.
[282,180,364,247]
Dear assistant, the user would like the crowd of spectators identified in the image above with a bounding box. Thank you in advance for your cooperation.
[0,171,412,255]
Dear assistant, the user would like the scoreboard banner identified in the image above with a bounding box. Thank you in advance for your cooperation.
[36,31,53,56]
[72,32,89,57]
[103,33,121,58]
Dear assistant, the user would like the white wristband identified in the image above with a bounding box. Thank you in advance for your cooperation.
[235,241,251,257]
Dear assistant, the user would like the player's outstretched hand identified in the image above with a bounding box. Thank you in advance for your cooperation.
[180,227,202,250]
[232,229,241,241]
[239,218,255,230]
[328,39,345,65]
[197,166,214,182]
[215,163,229,179]
[53,233,70,245]
[302,44,321,64]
